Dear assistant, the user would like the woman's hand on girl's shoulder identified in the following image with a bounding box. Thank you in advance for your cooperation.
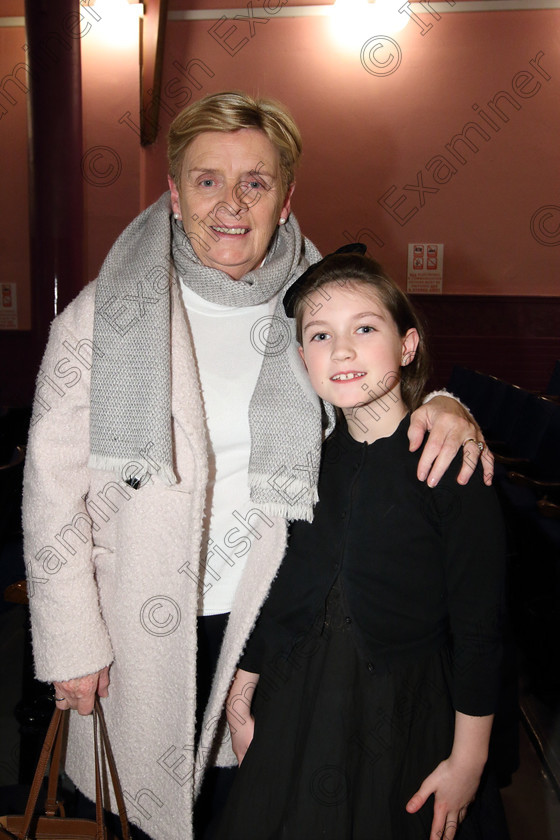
[409,396,493,488]
[405,755,484,840]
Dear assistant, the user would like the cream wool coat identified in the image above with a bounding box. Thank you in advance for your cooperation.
[23,279,288,840]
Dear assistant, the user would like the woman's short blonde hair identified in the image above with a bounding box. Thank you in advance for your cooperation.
[167,91,302,191]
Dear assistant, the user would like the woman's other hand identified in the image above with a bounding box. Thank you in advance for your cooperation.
[53,665,110,715]
[409,395,493,488]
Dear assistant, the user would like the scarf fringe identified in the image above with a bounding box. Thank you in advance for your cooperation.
[258,501,315,523]
[88,453,177,486]
[249,472,318,523]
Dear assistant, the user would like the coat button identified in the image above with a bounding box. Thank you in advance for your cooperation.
[367,662,375,674]
[344,616,352,625]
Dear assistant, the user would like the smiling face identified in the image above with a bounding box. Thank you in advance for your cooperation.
[298,281,419,442]
[168,128,294,281]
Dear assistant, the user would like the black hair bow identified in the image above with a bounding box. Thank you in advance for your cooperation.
[283,242,367,317]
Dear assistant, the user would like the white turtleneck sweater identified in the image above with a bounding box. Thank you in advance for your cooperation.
[180,282,279,616]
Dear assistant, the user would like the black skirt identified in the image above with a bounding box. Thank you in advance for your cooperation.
[215,583,508,840]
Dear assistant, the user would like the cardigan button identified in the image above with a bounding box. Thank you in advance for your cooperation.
[367,662,375,674]
[344,616,352,625]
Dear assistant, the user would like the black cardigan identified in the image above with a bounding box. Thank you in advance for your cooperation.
[240,415,506,717]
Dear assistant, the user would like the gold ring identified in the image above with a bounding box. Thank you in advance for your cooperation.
[462,438,484,452]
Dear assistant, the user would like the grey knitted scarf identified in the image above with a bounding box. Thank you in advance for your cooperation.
[90,192,329,521]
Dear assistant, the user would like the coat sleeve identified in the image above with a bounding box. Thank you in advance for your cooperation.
[432,458,506,717]
[23,288,114,683]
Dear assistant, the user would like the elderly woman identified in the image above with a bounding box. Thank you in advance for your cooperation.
[23,91,489,840]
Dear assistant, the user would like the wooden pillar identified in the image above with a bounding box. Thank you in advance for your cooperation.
[141,0,169,145]
[24,0,84,363]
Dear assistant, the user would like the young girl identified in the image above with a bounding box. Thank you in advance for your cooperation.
[215,247,508,840]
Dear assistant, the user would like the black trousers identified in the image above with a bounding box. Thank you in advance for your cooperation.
[193,612,237,840]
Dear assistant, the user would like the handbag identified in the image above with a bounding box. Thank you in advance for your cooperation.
[0,698,130,840]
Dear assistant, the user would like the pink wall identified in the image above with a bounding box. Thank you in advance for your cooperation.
[0,1,559,350]
[146,5,560,296]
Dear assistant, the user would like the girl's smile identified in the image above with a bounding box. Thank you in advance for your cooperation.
[331,371,366,382]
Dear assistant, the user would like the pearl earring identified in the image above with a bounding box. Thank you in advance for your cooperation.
[173,213,181,220]
[278,217,286,225]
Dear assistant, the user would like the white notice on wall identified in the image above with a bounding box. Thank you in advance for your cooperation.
[0,283,18,329]
[407,244,444,294]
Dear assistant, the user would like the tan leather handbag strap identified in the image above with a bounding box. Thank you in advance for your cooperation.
[94,700,130,840]
[44,710,66,816]
[17,701,130,840]
[93,711,104,840]
[19,708,64,836]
